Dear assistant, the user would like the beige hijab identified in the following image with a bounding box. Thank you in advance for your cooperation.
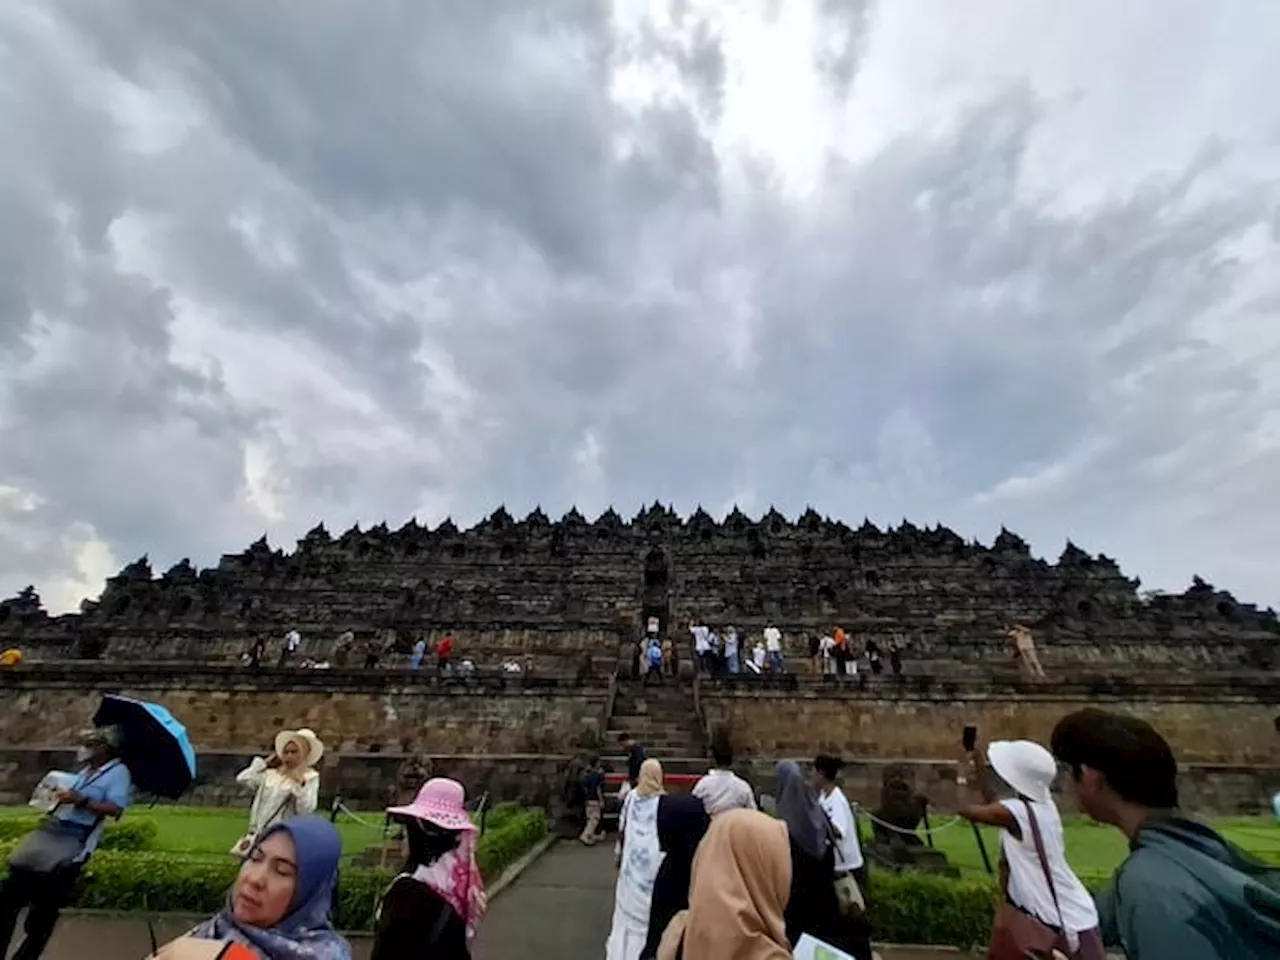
[635,758,666,798]
[657,809,792,960]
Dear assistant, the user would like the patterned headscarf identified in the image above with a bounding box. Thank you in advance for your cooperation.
[410,829,487,940]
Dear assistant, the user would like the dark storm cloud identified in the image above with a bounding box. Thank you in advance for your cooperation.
[0,1,1277,610]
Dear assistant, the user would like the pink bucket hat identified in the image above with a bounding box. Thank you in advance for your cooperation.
[387,777,476,832]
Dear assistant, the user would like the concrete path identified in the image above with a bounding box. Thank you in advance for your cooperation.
[473,840,616,959]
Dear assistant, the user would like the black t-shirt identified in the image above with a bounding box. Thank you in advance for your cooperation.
[627,743,646,786]
[373,876,470,960]
[581,770,605,799]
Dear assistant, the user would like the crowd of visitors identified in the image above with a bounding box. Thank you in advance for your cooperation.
[582,709,1280,960]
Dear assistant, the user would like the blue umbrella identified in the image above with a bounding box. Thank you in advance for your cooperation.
[93,694,197,799]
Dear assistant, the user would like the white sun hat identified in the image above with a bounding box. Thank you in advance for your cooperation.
[986,739,1057,804]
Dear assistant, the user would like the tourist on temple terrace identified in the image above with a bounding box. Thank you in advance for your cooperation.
[1050,709,1280,959]
[607,758,666,960]
[373,778,487,960]
[158,815,351,960]
[775,760,873,960]
[655,809,793,960]
[957,738,1103,960]
[0,724,131,960]
[233,728,323,857]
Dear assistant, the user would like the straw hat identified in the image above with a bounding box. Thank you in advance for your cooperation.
[275,727,325,767]
[986,740,1056,804]
[387,777,476,832]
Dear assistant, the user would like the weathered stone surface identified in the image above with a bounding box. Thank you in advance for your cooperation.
[702,680,1280,764]
[1,508,1275,673]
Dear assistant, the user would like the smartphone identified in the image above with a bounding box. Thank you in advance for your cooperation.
[962,725,978,753]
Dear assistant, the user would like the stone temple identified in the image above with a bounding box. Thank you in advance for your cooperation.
[0,504,1276,814]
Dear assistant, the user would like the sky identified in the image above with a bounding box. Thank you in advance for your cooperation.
[2,1,1279,614]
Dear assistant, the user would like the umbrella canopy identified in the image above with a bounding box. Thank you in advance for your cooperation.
[93,694,197,799]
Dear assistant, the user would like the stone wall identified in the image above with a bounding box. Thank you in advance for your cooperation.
[0,665,607,755]
[701,677,1280,766]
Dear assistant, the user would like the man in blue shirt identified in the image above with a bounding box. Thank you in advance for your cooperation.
[0,724,133,960]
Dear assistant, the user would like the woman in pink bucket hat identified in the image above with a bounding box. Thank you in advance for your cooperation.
[371,778,486,960]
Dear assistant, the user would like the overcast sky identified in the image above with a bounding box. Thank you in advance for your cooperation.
[2,1,1279,614]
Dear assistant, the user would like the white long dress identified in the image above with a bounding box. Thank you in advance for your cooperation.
[236,756,319,835]
[605,792,663,960]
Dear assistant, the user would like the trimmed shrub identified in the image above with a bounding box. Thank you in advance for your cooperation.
[481,801,523,832]
[0,808,549,932]
[0,816,157,852]
[867,871,997,949]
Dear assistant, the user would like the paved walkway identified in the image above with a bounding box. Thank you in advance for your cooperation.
[474,840,616,959]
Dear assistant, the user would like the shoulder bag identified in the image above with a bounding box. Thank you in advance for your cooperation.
[988,799,1071,960]
[231,790,297,858]
[818,802,866,916]
[7,760,123,875]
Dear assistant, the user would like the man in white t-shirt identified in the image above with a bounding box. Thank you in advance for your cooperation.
[691,623,712,675]
[278,628,301,668]
[811,755,866,889]
[693,731,757,817]
[763,624,785,674]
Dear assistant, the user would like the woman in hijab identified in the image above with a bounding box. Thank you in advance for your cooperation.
[774,760,873,960]
[372,778,486,960]
[157,815,351,960]
[657,809,792,960]
[640,794,711,960]
[606,758,666,960]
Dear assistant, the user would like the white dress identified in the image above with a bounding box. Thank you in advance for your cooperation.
[236,756,319,834]
[605,793,663,960]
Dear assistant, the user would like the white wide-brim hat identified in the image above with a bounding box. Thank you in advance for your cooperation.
[275,727,325,767]
[986,739,1056,804]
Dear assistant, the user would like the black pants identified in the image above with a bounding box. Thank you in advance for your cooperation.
[0,864,82,960]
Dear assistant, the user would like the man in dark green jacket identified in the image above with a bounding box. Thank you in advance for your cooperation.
[1051,709,1280,959]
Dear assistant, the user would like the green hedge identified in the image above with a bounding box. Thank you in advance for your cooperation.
[0,816,158,852]
[867,872,998,948]
[0,809,548,932]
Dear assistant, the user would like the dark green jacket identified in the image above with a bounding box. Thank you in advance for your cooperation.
[1096,814,1280,959]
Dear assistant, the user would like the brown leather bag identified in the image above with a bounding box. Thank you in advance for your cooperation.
[987,800,1072,960]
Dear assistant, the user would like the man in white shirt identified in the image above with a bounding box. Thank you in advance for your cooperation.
[724,626,740,674]
[763,624,785,674]
[693,730,757,817]
[691,623,712,675]
[812,754,866,891]
[278,628,301,668]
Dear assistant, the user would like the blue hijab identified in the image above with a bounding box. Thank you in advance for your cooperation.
[196,815,352,960]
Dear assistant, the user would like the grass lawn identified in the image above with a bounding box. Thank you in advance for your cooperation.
[860,814,1280,880]
[0,805,408,859]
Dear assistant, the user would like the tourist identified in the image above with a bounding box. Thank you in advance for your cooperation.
[764,623,784,674]
[750,640,766,674]
[865,638,882,675]
[1050,709,1280,959]
[248,635,267,670]
[693,727,757,817]
[957,738,1103,960]
[807,634,822,675]
[724,626,740,675]
[661,636,675,676]
[233,728,323,856]
[618,732,647,794]
[607,759,666,960]
[888,638,903,678]
[692,624,713,675]
[1008,624,1046,680]
[655,809,792,960]
[332,631,354,667]
[163,816,351,960]
[645,637,664,685]
[410,637,427,671]
[775,760,871,960]
[580,755,607,846]
[0,724,132,960]
[640,794,710,960]
[374,778,487,959]
[363,636,382,670]
[811,755,868,904]
[707,627,723,676]
[278,628,301,668]
[436,633,454,675]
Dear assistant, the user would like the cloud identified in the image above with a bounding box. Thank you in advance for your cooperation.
[2,0,1279,612]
